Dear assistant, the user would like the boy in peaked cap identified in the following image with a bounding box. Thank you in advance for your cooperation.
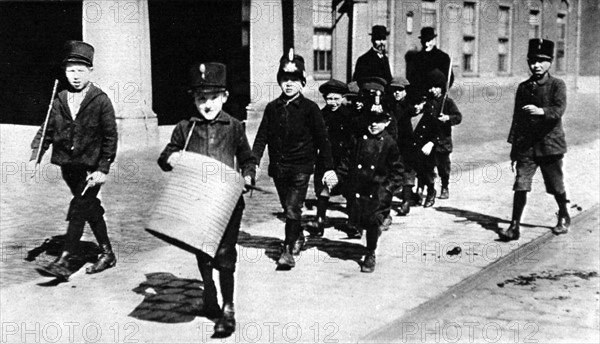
[158,62,257,338]
[30,40,118,279]
[307,79,353,237]
[337,108,403,272]
[500,39,570,241]
[427,69,462,201]
[252,49,337,270]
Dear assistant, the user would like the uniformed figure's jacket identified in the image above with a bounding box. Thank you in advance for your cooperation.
[337,130,403,205]
[158,111,256,179]
[388,97,412,144]
[252,94,334,177]
[396,102,442,163]
[321,104,354,169]
[30,83,118,174]
[508,74,567,159]
[352,48,393,83]
[431,96,462,153]
[407,47,454,95]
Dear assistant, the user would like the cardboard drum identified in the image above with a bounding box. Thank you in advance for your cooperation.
[146,152,245,257]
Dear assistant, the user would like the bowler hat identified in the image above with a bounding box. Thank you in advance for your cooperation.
[188,62,227,93]
[358,76,387,93]
[277,48,307,85]
[369,25,390,40]
[62,40,94,66]
[319,79,349,96]
[389,76,410,90]
[419,27,437,41]
[527,39,554,60]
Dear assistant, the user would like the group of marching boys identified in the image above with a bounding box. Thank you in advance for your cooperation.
[30,34,570,338]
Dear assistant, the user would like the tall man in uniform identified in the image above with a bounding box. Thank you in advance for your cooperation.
[407,27,454,97]
[499,39,570,241]
[352,25,393,83]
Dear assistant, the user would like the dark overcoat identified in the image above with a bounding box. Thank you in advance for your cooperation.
[352,48,393,83]
[431,97,462,153]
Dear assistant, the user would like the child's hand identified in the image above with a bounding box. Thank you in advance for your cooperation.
[86,171,107,186]
[167,151,182,167]
[421,142,434,156]
[242,175,254,194]
[438,114,450,122]
[522,105,544,115]
[322,170,338,190]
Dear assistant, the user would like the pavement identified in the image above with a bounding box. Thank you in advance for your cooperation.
[1,105,599,343]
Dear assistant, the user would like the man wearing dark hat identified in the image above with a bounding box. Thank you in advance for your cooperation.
[30,40,118,279]
[427,69,462,200]
[158,62,257,337]
[253,49,337,270]
[407,27,454,97]
[499,39,570,241]
[352,25,393,83]
[307,79,353,237]
[337,108,403,272]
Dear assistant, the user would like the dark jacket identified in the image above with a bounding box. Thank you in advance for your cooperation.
[31,84,118,174]
[158,111,256,179]
[252,94,334,178]
[320,104,354,170]
[431,96,462,153]
[396,101,441,165]
[508,74,567,160]
[352,48,393,83]
[338,130,403,227]
[407,46,454,95]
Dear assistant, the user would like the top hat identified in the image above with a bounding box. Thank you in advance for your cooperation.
[62,40,94,66]
[419,27,437,41]
[389,76,410,90]
[277,48,307,85]
[358,76,388,93]
[527,39,555,60]
[188,62,227,93]
[369,25,390,40]
[319,79,349,96]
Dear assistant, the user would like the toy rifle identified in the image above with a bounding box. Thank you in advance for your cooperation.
[438,55,453,118]
[32,79,59,176]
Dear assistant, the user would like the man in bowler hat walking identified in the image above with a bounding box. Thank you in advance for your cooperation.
[499,39,570,241]
[407,27,454,97]
[352,25,393,83]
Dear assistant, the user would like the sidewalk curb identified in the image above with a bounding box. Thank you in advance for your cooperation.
[362,204,600,342]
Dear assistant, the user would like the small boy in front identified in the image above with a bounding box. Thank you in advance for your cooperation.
[307,79,353,237]
[30,40,118,279]
[252,49,337,270]
[338,109,403,273]
[158,62,256,338]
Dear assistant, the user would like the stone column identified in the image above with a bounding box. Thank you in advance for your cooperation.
[81,0,158,148]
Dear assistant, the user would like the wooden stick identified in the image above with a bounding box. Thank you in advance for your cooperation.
[34,79,59,167]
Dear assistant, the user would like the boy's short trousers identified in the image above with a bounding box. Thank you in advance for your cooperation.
[514,154,565,194]
[62,165,104,222]
[273,172,311,221]
[212,197,245,272]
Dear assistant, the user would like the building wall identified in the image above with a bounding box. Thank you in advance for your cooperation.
[580,0,600,76]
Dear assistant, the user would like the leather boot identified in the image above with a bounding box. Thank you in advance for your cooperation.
[439,187,449,199]
[498,191,526,241]
[276,245,295,270]
[37,251,74,279]
[498,220,520,241]
[86,244,116,274]
[552,193,571,235]
[361,250,376,273]
[213,303,236,338]
[423,188,436,208]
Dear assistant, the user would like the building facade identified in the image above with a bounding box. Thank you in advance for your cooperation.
[1,0,597,142]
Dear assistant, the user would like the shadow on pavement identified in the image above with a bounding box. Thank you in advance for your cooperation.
[434,206,551,232]
[129,272,211,323]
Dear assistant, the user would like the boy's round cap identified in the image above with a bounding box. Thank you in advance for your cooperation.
[527,39,554,60]
[319,79,349,95]
[366,109,391,122]
[62,40,94,66]
[369,25,389,40]
[189,62,227,93]
[359,76,387,92]
[427,69,447,90]
[277,48,307,83]
[390,76,410,89]
[419,27,437,41]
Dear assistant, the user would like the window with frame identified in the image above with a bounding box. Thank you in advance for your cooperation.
[556,4,568,72]
[422,0,437,28]
[529,9,541,39]
[313,29,332,74]
[462,2,476,73]
[498,6,511,73]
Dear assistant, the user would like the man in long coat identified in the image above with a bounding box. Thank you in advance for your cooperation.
[352,25,392,83]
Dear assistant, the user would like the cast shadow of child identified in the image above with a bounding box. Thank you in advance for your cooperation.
[129,272,216,323]
[25,235,101,286]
